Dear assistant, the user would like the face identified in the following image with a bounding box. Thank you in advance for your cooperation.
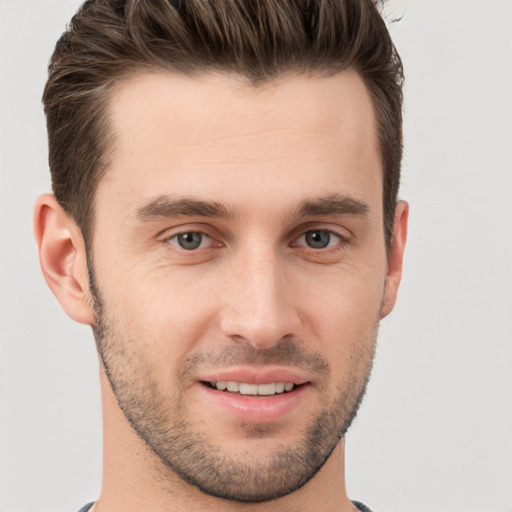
[89,71,393,502]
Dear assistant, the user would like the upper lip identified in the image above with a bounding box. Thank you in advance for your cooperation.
[198,367,310,386]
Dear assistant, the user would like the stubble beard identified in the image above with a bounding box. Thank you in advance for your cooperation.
[90,274,378,503]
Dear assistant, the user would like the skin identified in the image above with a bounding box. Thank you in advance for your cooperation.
[34,70,408,512]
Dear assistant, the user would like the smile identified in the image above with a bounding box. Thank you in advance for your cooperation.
[205,381,297,395]
[199,379,311,423]
[197,368,311,421]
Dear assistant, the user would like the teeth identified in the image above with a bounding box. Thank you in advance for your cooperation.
[239,383,258,395]
[257,383,276,395]
[227,381,240,392]
[213,381,296,395]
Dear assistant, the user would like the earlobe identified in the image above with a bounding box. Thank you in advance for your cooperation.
[34,194,94,325]
[380,200,409,319]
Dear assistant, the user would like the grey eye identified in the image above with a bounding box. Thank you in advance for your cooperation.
[174,232,205,250]
[304,230,332,249]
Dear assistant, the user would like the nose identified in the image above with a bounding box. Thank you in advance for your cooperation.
[219,247,301,349]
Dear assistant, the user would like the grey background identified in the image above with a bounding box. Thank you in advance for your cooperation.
[1,1,511,511]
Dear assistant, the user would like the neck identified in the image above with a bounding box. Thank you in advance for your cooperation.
[95,369,355,512]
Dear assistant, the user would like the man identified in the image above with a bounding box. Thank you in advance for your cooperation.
[34,0,407,510]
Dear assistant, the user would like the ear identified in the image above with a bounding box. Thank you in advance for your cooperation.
[34,194,94,325]
[380,200,409,318]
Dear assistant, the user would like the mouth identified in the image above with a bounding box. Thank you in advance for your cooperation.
[197,373,311,423]
[201,380,302,396]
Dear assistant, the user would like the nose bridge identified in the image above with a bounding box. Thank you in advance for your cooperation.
[220,241,299,348]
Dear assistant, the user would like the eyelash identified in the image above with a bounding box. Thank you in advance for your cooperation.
[292,229,346,250]
[164,227,349,252]
[166,231,215,251]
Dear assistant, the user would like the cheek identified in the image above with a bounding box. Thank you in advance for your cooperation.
[297,263,385,352]
[300,278,381,398]
[105,266,221,360]
[294,229,387,316]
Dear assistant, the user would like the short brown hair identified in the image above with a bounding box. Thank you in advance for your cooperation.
[43,0,404,246]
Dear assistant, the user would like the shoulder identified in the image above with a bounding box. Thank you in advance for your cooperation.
[353,501,375,512]
[77,503,95,512]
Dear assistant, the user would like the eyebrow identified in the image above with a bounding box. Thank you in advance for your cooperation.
[135,193,370,223]
[295,194,370,218]
[135,195,237,221]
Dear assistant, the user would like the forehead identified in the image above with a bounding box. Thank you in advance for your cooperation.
[99,70,381,217]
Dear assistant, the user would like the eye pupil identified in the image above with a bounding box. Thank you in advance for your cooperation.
[305,230,330,248]
[177,232,203,250]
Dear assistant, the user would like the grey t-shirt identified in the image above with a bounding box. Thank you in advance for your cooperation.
[78,501,374,511]
[77,505,94,512]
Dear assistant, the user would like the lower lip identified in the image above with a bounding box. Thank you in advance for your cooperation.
[198,383,311,423]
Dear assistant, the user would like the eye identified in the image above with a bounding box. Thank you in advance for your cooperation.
[168,232,212,250]
[295,229,342,249]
